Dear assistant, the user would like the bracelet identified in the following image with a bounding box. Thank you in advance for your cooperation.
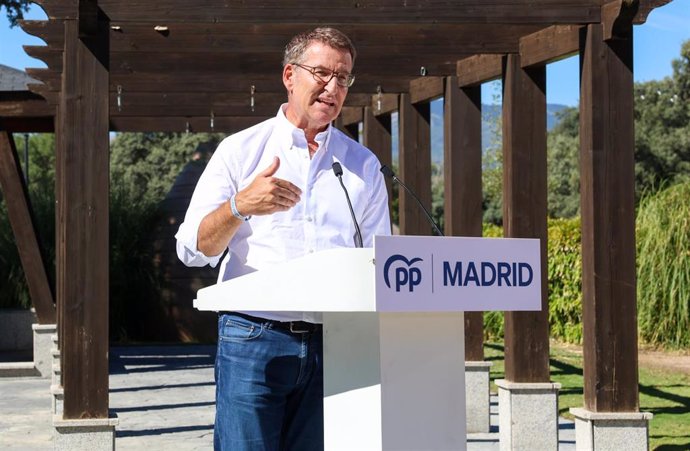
[230,194,251,221]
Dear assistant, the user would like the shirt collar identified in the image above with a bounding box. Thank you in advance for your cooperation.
[276,104,332,155]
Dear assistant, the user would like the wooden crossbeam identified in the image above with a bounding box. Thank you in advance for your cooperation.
[23,21,538,54]
[456,55,504,87]
[409,76,444,104]
[33,0,601,24]
[519,25,581,67]
[369,93,399,117]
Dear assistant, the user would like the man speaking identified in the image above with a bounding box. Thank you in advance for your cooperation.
[176,27,391,450]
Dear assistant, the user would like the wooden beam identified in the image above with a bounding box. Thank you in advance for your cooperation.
[362,106,393,217]
[502,54,550,383]
[109,115,269,133]
[443,78,484,361]
[519,25,580,67]
[24,67,418,97]
[0,93,55,117]
[410,76,444,104]
[58,16,110,419]
[370,93,399,117]
[634,0,672,24]
[579,23,638,412]
[456,55,504,87]
[0,117,55,133]
[602,0,638,40]
[339,106,363,127]
[398,93,432,236]
[34,0,601,24]
[0,131,56,324]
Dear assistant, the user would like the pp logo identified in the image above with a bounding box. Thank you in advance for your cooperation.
[383,254,423,292]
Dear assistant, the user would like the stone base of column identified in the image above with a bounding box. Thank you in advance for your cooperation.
[495,379,561,451]
[32,324,56,378]
[51,384,64,415]
[570,407,653,451]
[465,361,493,433]
[53,415,118,451]
[52,363,62,386]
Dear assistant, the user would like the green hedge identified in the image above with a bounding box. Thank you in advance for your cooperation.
[483,219,583,343]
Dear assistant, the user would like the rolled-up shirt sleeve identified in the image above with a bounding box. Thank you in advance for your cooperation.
[175,140,237,268]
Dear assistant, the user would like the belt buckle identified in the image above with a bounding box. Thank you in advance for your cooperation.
[289,322,310,333]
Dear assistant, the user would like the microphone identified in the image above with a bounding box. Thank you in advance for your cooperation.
[380,165,444,237]
[332,162,364,248]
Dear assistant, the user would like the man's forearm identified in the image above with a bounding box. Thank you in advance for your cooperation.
[197,201,243,257]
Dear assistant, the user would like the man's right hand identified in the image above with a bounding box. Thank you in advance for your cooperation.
[234,156,302,216]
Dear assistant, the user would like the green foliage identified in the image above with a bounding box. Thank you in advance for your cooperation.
[430,163,444,231]
[482,103,503,225]
[0,134,55,309]
[637,182,690,348]
[547,218,583,344]
[482,223,504,340]
[547,107,580,218]
[110,132,224,205]
[0,0,31,26]
[546,40,690,216]
[108,184,164,341]
[482,219,583,343]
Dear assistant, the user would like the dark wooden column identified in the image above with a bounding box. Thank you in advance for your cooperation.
[502,54,550,382]
[0,130,56,324]
[58,11,110,419]
[579,23,638,412]
[398,93,432,236]
[444,78,484,361]
[363,106,393,207]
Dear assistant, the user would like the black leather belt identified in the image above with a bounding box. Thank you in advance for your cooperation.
[221,311,322,334]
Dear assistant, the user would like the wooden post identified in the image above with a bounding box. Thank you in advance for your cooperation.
[398,93,432,236]
[58,14,110,419]
[363,106,393,212]
[502,54,550,382]
[579,23,638,412]
[443,78,484,361]
[0,130,56,324]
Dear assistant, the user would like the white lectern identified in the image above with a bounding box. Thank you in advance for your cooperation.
[194,236,541,451]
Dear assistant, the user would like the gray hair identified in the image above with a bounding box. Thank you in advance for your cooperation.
[282,27,357,67]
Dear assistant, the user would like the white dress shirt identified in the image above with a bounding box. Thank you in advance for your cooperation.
[175,105,391,323]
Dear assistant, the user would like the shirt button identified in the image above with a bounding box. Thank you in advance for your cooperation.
[308,249,315,254]
[306,216,313,222]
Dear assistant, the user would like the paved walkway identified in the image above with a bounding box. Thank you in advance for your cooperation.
[0,345,575,450]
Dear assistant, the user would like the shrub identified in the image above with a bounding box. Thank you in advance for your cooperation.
[482,219,583,343]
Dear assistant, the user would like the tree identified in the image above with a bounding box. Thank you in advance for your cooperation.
[547,107,580,218]
[545,39,690,215]
[1,0,31,27]
[109,132,224,204]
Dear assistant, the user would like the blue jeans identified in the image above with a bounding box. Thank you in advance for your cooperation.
[214,313,324,451]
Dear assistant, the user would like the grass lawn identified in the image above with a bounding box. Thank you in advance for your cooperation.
[484,342,690,450]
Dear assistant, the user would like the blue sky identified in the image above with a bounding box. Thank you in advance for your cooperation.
[1,2,689,107]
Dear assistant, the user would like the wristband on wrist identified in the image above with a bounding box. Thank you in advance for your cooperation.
[230,194,251,221]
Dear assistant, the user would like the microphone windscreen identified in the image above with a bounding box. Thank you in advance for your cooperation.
[332,162,344,177]
[380,165,395,179]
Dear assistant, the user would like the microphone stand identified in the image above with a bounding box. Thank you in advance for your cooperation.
[380,165,444,237]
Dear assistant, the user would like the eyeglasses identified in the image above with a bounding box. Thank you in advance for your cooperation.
[292,63,355,88]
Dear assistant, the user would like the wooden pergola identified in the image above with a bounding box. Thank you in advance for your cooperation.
[0,0,669,437]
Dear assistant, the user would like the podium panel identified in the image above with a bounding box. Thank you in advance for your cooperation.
[194,237,541,451]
